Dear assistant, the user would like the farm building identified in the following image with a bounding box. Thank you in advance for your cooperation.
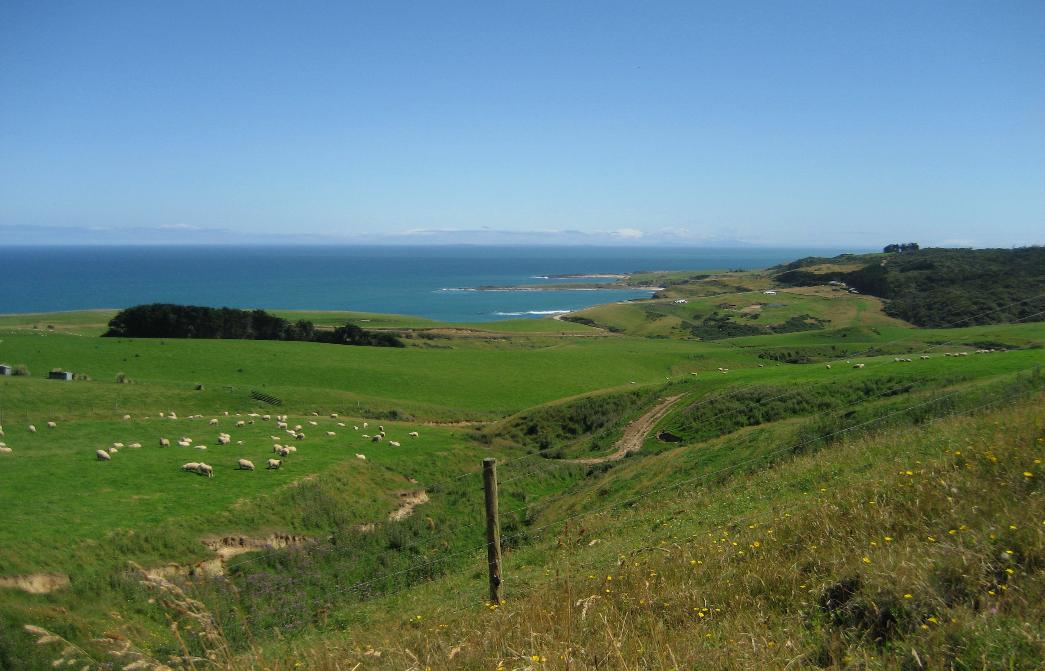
[47,370,73,381]
[0,364,11,376]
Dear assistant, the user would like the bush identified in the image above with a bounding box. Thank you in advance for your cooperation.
[12,365,29,376]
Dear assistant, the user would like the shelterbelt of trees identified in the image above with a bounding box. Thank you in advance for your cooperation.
[104,303,404,347]
[775,246,1045,327]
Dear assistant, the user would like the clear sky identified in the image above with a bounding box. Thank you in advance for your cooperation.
[1,1,1042,247]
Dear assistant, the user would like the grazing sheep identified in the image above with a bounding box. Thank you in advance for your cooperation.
[46,421,57,429]
[123,414,132,421]
[389,441,401,447]
[209,418,219,426]
[295,433,305,441]
[112,442,125,449]
[293,424,303,431]
[272,444,284,453]
[194,445,208,450]
[128,442,142,449]
[177,440,191,447]
[262,414,271,421]
[168,412,177,419]
[378,425,384,432]
[267,458,282,469]
[355,454,366,460]
[180,437,193,444]
[237,459,255,471]
[353,425,359,431]
[236,420,246,428]
[408,431,419,438]
[853,363,865,369]
[159,438,171,447]
[286,429,297,437]
[283,445,297,454]
[196,463,214,477]
[361,434,370,439]
[311,411,319,416]
[331,413,339,419]
[277,421,288,429]
[326,431,336,437]
[0,446,12,454]
[362,422,368,429]
[276,446,291,457]
[371,434,383,442]
[920,355,931,360]
[28,424,36,433]
[337,422,346,427]
[97,450,111,461]
[308,421,318,426]
[217,433,231,445]
[825,364,831,369]
[108,447,118,454]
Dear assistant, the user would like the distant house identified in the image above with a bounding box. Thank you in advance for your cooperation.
[763,290,777,295]
[0,364,11,376]
[48,370,73,381]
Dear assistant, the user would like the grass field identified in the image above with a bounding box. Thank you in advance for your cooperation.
[1,268,1042,669]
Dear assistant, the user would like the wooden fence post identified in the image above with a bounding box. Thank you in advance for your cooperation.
[483,457,502,604]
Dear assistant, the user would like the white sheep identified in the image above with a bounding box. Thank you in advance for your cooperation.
[196,463,214,477]
[331,413,339,419]
[46,421,57,429]
[825,364,832,369]
[371,434,383,442]
[408,431,419,438]
[209,418,219,426]
[97,450,111,461]
[361,434,370,439]
[277,421,288,429]
[378,425,384,432]
[108,447,118,454]
[362,422,368,429]
[389,441,401,447]
[0,447,13,454]
[177,440,191,448]
[283,445,297,453]
[337,422,346,427]
[308,421,318,426]
[128,442,142,449]
[123,414,132,421]
[262,414,271,421]
[267,458,282,469]
[28,424,36,433]
[237,459,255,471]
[112,442,124,449]
[237,420,247,428]
[295,433,305,441]
[182,461,200,472]
[853,363,865,369]
[217,434,231,445]
[277,446,291,457]
[326,431,336,437]
[272,444,284,453]
[194,445,207,450]
[159,438,171,447]
[355,454,366,460]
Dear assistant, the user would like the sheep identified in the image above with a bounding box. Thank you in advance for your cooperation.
[378,425,384,432]
[97,450,111,461]
[128,442,142,449]
[223,411,229,416]
[0,447,12,454]
[209,418,219,426]
[123,414,132,421]
[371,434,383,442]
[236,420,246,428]
[266,459,282,470]
[354,425,359,431]
[286,429,297,437]
[28,424,36,433]
[920,355,931,360]
[276,421,288,429]
[46,421,57,429]
[196,463,214,478]
[825,364,831,369]
[293,424,303,431]
[295,433,305,441]
[310,411,319,416]
[853,363,865,369]
[194,445,208,450]
[108,447,118,454]
[112,442,125,449]
[326,431,336,437]
[362,422,369,429]
[168,412,177,419]
[180,437,193,444]
[389,441,401,447]
[283,445,297,454]
[337,422,346,427]
[217,435,231,445]
[408,431,419,438]
[361,434,370,439]
[262,414,271,421]
[182,461,201,472]
[159,438,171,447]
[308,421,318,426]
[355,454,366,460]
[331,413,339,419]
[237,459,255,471]
[177,440,191,448]
[276,446,291,457]
[272,444,284,453]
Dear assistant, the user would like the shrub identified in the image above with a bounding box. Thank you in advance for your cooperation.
[12,364,29,376]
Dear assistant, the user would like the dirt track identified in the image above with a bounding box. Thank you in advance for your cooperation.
[566,394,683,465]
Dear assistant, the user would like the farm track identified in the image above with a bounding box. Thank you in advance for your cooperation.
[565,394,684,465]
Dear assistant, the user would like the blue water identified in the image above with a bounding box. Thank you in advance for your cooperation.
[0,246,854,322]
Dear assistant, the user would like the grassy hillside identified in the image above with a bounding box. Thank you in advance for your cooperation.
[0,257,1042,670]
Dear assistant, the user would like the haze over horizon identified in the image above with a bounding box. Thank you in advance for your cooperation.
[1,1,1042,248]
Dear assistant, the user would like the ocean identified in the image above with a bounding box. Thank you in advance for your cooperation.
[0,246,855,322]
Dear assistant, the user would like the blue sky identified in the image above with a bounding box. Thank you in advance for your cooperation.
[1,1,1042,247]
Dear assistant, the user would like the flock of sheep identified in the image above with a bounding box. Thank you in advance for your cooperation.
[83,410,421,479]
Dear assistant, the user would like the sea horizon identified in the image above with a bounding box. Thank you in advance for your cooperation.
[0,244,866,321]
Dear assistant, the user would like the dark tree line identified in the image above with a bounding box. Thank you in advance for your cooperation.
[104,304,404,347]
[776,247,1045,327]
[883,242,920,253]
